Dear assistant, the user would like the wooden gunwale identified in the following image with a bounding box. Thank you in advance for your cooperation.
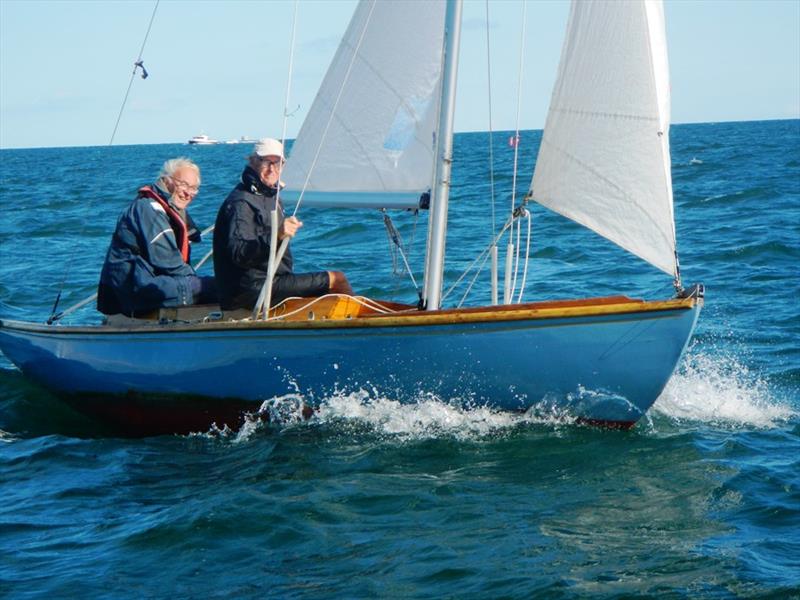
[0,294,700,335]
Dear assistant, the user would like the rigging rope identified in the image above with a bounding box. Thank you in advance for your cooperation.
[508,0,527,219]
[457,247,493,309]
[288,1,376,217]
[446,4,533,309]
[484,0,497,238]
[507,2,528,302]
[278,0,300,167]
[515,206,532,304]
[510,208,522,298]
[382,210,420,291]
[245,293,410,324]
[254,0,377,318]
[506,1,529,305]
[442,217,516,304]
[48,0,160,324]
[109,1,160,147]
[256,0,301,318]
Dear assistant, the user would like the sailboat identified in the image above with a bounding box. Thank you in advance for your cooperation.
[0,0,702,435]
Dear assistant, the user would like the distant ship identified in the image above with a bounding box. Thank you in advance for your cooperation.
[224,136,258,145]
[187,134,218,145]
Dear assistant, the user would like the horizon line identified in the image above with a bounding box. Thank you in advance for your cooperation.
[1,116,797,151]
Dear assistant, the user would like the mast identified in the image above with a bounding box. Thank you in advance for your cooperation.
[423,0,463,311]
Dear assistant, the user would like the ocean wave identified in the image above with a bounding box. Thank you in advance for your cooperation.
[701,240,799,264]
[312,222,370,240]
[695,187,779,205]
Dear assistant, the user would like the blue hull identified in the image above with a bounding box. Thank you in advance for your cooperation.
[0,295,702,432]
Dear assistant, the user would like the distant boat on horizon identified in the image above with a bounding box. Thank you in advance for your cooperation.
[224,136,258,145]
[187,133,218,145]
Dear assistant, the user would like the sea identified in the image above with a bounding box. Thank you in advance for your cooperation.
[0,119,798,598]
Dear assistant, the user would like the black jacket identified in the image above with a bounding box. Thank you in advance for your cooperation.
[213,167,294,309]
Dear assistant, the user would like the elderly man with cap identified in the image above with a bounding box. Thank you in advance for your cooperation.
[213,137,352,310]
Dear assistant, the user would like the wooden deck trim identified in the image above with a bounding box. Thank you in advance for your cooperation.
[1,294,701,335]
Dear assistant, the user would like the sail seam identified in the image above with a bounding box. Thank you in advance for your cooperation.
[550,107,659,123]
[290,2,438,197]
[535,136,672,275]
[289,0,378,212]
[333,41,437,187]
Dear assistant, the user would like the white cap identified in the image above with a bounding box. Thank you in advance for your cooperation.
[253,137,284,159]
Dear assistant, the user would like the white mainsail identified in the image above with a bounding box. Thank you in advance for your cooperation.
[282,0,446,209]
[531,0,678,277]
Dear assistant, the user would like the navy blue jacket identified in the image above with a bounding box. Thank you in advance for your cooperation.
[97,184,210,316]
[213,167,294,309]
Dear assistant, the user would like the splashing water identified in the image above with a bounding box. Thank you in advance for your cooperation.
[192,348,797,443]
[193,388,589,443]
[315,390,525,440]
[0,429,19,443]
[190,395,311,443]
[653,350,795,428]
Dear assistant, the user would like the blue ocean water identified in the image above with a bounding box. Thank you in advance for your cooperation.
[0,119,798,597]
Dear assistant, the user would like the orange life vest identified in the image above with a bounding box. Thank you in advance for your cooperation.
[137,185,190,263]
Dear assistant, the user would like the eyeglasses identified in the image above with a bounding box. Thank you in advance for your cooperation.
[171,177,200,194]
[259,157,284,168]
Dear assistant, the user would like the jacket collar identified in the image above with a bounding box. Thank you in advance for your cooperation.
[241,166,278,197]
[152,182,189,223]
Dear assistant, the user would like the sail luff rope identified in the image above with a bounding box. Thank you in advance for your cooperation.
[48,0,160,324]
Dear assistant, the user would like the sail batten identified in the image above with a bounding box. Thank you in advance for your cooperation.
[549,107,660,123]
[532,0,677,277]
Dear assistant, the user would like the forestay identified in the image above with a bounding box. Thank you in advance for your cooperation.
[531,0,677,277]
[281,0,446,210]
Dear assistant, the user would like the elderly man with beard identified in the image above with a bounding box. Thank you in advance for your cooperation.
[213,138,352,311]
[97,157,216,316]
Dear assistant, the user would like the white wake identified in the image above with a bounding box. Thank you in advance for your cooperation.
[653,350,796,428]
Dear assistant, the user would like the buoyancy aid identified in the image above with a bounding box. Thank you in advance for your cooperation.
[137,185,190,263]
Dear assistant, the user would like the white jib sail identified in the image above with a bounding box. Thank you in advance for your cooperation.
[531,0,677,277]
[281,0,446,210]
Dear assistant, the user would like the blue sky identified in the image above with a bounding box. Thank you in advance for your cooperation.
[1,0,798,149]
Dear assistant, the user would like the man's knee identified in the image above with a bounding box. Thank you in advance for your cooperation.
[328,271,353,294]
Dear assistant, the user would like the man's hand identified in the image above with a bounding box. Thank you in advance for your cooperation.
[280,216,303,239]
